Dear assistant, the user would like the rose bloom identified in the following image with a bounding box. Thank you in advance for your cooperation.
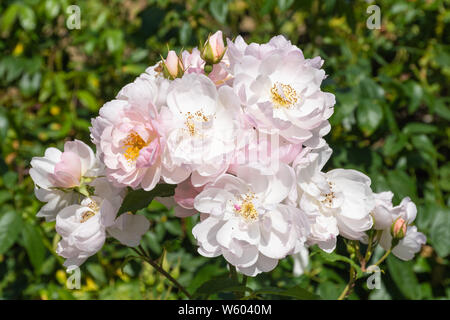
[192,163,309,276]
[371,192,426,261]
[56,179,149,270]
[226,35,334,148]
[90,73,166,191]
[294,145,374,252]
[159,73,242,187]
[29,140,100,221]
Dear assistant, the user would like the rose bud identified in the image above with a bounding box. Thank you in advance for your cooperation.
[201,30,226,65]
[163,50,184,79]
[391,217,407,239]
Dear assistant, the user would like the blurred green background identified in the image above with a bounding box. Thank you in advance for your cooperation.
[0,0,449,300]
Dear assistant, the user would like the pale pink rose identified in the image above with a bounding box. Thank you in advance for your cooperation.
[293,144,375,252]
[371,194,426,261]
[29,140,99,221]
[159,73,241,186]
[226,35,334,148]
[192,163,310,276]
[90,75,166,191]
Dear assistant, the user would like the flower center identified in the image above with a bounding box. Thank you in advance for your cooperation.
[123,131,148,162]
[271,82,298,109]
[184,110,212,136]
[80,200,99,223]
[234,192,258,221]
[321,181,335,206]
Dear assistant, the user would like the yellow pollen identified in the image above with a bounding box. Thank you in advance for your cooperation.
[235,192,258,220]
[123,131,148,162]
[183,110,212,136]
[271,82,298,109]
[321,182,335,206]
[80,201,99,223]
[80,210,96,223]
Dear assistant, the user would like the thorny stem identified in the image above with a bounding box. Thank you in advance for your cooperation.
[131,247,192,299]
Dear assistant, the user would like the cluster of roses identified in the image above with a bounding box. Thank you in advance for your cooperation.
[30,31,426,276]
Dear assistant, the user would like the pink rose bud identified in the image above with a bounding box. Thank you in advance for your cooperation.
[202,31,226,65]
[163,50,184,79]
[391,217,407,239]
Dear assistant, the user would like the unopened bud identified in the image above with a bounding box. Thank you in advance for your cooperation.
[201,31,226,65]
[163,50,184,79]
[391,217,407,239]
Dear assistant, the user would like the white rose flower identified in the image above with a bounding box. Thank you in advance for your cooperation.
[294,145,374,252]
[29,140,100,221]
[372,194,426,261]
[55,179,149,269]
[227,35,335,148]
[192,163,310,276]
[160,73,242,186]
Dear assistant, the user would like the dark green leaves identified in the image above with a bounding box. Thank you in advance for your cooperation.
[387,256,421,300]
[209,0,228,24]
[0,208,22,255]
[428,206,450,258]
[256,285,320,300]
[22,223,46,273]
[192,277,245,299]
[356,99,383,136]
[117,184,176,217]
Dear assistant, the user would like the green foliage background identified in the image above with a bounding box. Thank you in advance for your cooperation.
[0,0,449,300]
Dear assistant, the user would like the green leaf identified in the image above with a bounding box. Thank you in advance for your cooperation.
[0,107,9,141]
[411,134,438,160]
[387,170,417,203]
[45,0,61,19]
[0,4,19,36]
[383,134,407,157]
[314,248,364,278]
[38,73,53,102]
[22,223,46,273]
[357,99,383,136]
[192,276,245,299]
[103,29,124,53]
[179,22,192,46]
[0,208,23,255]
[18,5,36,31]
[403,81,423,113]
[209,0,228,24]
[117,184,176,216]
[53,73,68,99]
[3,171,18,190]
[0,190,12,205]
[434,99,450,120]
[386,255,421,299]
[257,285,320,300]
[77,90,99,111]
[277,0,295,12]
[403,123,438,135]
[428,206,450,258]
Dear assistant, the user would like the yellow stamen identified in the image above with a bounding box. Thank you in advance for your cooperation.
[271,82,298,109]
[123,131,148,162]
[235,192,258,220]
[183,110,212,136]
[80,200,99,223]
